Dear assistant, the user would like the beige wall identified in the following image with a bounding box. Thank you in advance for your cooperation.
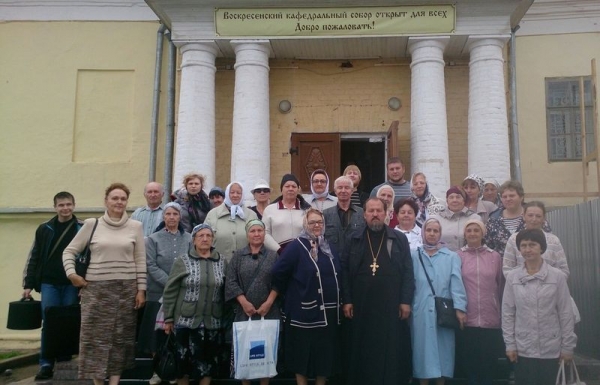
[0,20,166,339]
[516,32,600,207]
[213,58,470,192]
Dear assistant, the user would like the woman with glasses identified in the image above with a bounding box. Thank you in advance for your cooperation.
[302,169,337,212]
[271,208,341,385]
[249,180,271,220]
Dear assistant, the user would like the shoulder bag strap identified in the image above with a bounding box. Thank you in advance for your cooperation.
[86,219,99,250]
[48,220,76,258]
[418,249,436,297]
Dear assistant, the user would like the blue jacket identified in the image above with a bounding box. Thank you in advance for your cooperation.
[271,237,341,328]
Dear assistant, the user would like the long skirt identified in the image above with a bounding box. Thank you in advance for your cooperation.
[284,308,340,378]
[174,326,225,379]
[79,280,138,379]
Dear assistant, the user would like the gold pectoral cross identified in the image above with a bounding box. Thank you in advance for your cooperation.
[370,261,379,276]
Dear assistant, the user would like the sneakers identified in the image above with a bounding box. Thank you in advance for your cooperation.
[149,373,162,385]
[34,366,53,381]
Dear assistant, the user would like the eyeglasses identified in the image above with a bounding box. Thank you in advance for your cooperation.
[312,179,327,184]
[307,220,324,226]
[254,188,270,194]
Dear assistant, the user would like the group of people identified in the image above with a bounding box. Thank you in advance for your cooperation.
[21,157,577,385]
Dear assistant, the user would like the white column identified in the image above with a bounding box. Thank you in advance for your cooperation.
[173,42,218,190]
[230,40,271,201]
[467,36,511,183]
[408,37,451,199]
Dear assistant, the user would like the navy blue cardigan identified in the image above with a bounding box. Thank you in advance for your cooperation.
[271,237,341,328]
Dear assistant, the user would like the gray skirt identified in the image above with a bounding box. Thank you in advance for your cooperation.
[79,280,138,379]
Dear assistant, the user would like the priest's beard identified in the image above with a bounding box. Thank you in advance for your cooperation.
[368,220,385,232]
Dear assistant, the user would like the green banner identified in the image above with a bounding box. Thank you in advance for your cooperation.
[215,5,456,37]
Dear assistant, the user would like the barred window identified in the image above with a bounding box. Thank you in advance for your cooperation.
[545,77,594,161]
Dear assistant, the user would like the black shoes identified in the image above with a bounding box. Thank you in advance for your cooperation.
[34,366,53,381]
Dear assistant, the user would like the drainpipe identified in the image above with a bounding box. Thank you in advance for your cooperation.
[162,30,176,202]
[149,24,167,182]
[509,25,522,182]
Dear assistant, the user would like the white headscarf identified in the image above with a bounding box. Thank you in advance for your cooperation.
[309,169,330,199]
[224,182,245,221]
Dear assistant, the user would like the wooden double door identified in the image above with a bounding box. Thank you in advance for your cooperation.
[290,121,398,194]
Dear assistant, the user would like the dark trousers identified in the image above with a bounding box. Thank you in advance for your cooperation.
[40,283,79,368]
[515,356,559,385]
[457,327,503,385]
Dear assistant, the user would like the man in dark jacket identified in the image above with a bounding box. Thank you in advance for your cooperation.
[341,197,415,385]
[22,191,82,380]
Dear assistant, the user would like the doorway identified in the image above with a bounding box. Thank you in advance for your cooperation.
[340,136,385,193]
[290,121,398,194]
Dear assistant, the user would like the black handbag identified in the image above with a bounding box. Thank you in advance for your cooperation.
[75,219,98,278]
[7,297,42,330]
[418,251,460,330]
[153,333,178,381]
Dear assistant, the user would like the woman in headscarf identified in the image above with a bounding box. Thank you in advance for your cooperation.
[457,219,504,385]
[302,169,338,212]
[410,218,467,385]
[262,174,311,251]
[205,182,280,263]
[162,224,226,385]
[172,173,212,232]
[462,174,497,223]
[225,219,280,385]
[139,202,192,384]
[482,179,502,207]
[376,185,397,228]
[271,208,341,385]
[410,172,444,226]
[432,187,481,252]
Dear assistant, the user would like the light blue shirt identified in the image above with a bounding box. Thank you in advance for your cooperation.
[131,205,164,236]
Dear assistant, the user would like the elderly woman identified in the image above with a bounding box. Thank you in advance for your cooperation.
[172,173,212,232]
[457,220,504,385]
[343,165,369,208]
[482,179,502,207]
[376,185,398,228]
[302,169,337,212]
[271,208,341,385]
[262,174,311,251]
[410,172,444,226]
[225,219,279,385]
[249,180,271,220]
[503,201,568,278]
[432,187,481,252]
[502,229,576,385]
[411,218,467,385]
[139,202,192,382]
[462,175,497,223]
[393,198,422,251]
[63,183,146,385]
[163,224,226,385]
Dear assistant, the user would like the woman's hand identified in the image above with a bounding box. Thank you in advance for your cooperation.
[399,304,411,320]
[256,300,273,317]
[164,322,174,335]
[506,350,518,363]
[456,309,467,330]
[560,352,573,363]
[239,297,257,317]
[68,274,87,288]
[22,289,32,299]
[135,290,146,309]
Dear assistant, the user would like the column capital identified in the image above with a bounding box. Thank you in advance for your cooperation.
[230,40,271,56]
[467,35,510,52]
[178,42,219,71]
[231,40,270,71]
[407,36,450,55]
[175,40,219,54]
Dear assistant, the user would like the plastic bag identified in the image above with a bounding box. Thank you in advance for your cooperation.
[233,317,279,380]
[556,359,586,385]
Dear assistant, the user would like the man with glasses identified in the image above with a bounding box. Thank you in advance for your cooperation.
[302,169,337,212]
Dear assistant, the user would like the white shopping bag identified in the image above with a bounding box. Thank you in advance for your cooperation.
[233,317,279,380]
[556,359,586,385]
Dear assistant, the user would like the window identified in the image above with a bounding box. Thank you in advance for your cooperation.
[545,77,594,161]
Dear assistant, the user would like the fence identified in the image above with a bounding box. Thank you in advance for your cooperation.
[547,198,600,359]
